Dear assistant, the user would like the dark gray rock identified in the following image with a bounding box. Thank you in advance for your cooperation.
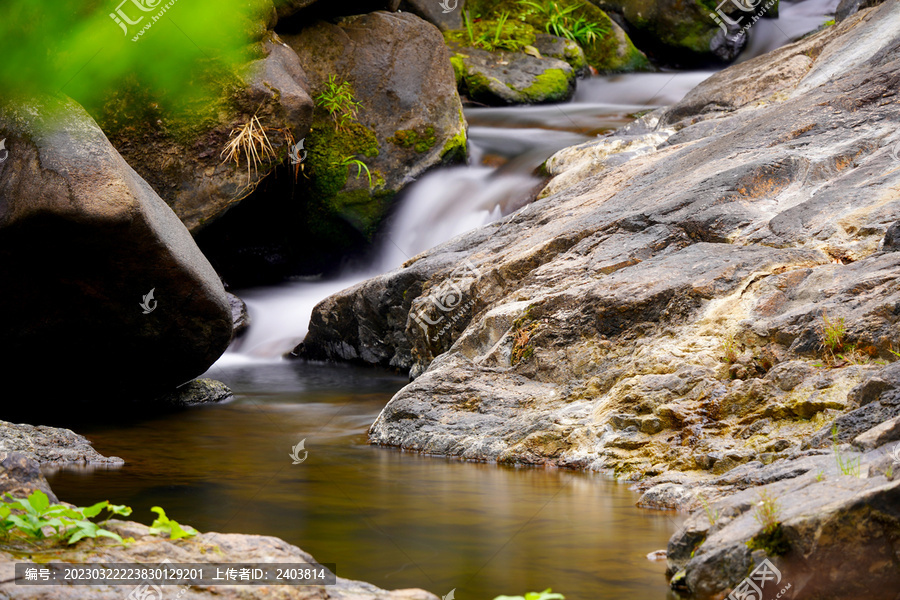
[228,292,251,337]
[281,12,467,241]
[882,220,900,251]
[399,0,462,31]
[835,0,886,22]
[156,378,233,407]
[0,96,233,407]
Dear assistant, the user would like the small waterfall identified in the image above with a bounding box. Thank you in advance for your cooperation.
[211,7,836,367]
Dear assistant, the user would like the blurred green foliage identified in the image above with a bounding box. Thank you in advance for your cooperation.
[0,0,271,116]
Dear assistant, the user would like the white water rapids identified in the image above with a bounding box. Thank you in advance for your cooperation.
[211,0,839,368]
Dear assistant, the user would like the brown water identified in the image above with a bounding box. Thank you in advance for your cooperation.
[45,361,682,600]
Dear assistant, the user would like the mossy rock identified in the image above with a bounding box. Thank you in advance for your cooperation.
[449,43,576,105]
[303,110,392,242]
[463,0,649,72]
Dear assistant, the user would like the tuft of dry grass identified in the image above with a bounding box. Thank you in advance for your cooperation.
[220,115,276,184]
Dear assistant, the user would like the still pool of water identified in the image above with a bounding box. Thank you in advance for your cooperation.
[46,361,682,600]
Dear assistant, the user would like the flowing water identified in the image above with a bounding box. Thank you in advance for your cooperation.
[46,7,839,597]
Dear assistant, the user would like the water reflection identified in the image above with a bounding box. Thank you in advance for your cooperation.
[47,362,680,599]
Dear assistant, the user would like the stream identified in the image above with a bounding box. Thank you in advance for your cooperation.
[46,3,839,597]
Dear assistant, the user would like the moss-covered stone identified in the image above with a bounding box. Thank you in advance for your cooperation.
[519,68,572,103]
[443,18,537,52]
[464,0,649,73]
[303,110,392,241]
[388,127,437,153]
[440,112,468,163]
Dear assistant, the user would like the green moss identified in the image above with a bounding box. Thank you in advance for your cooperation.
[440,127,468,163]
[520,68,572,103]
[464,0,648,73]
[303,109,389,240]
[388,127,437,153]
[746,523,790,556]
[450,54,467,84]
[443,19,537,52]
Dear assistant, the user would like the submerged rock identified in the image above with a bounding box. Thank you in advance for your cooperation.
[0,96,234,406]
[156,378,234,407]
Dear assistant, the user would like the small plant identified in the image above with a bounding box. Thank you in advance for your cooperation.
[0,490,132,546]
[753,490,780,535]
[511,322,539,365]
[696,492,720,526]
[886,464,894,479]
[448,14,535,52]
[747,490,790,555]
[463,8,476,45]
[815,470,825,482]
[149,506,197,540]
[331,155,374,189]
[220,115,277,184]
[315,75,362,132]
[818,311,846,363]
[831,424,861,477]
[518,0,607,47]
[494,590,564,600]
[723,334,739,363]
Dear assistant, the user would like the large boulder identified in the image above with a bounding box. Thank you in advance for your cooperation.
[0,96,233,408]
[299,2,900,478]
[277,12,467,258]
[96,35,315,232]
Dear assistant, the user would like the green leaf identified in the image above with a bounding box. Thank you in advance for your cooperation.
[81,501,109,519]
[106,504,132,517]
[27,490,50,515]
